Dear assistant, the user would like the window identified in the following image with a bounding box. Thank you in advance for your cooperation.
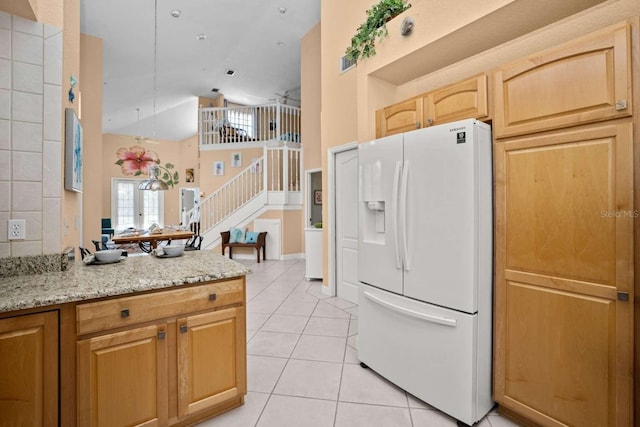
[111,179,164,230]
[227,110,255,137]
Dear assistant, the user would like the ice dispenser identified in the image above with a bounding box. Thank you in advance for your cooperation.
[360,161,386,243]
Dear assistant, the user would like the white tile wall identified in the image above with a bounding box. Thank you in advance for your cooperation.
[43,140,61,198]
[0,29,10,59]
[13,121,42,151]
[12,91,42,123]
[12,32,42,65]
[0,58,10,89]
[13,61,43,94]
[13,151,42,181]
[43,84,61,141]
[0,149,10,180]
[12,15,42,37]
[0,12,11,30]
[0,119,9,150]
[2,14,61,257]
[12,182,42,211]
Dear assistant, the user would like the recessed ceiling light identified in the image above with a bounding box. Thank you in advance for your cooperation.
[278,7,287,14]
[196,34,207,40]
[225,69,236,76]
[170,10,181,18]
[277,41,285,47]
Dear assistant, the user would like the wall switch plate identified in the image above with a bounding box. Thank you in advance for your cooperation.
[8,219,26,240]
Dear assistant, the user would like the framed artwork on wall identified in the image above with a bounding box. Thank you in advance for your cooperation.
[64,108,83,192]
[314,190,322,205]
[213,161,224,176]
[185,168,195,182]
[231,152,242,167]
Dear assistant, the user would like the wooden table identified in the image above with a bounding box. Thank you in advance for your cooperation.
[112,230,194,250]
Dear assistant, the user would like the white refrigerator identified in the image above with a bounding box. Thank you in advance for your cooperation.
[358,119,493,426]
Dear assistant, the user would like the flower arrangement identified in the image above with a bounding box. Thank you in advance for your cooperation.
[115,146,179,188]
[345,0,411,63]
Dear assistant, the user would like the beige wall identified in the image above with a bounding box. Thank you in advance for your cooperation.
[199,147,264,199]
[79,34,102,250]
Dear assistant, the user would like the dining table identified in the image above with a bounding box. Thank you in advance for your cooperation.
[112,229,194,251]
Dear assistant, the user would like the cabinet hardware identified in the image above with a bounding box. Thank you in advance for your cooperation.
[415,122,421,129]
[180,324,188,334]
[209,293,217,301]
[615,100,628,110]
[120,309,130,318]
[426,118,433,126]
[617,291,629,302]
[157,330,166,340]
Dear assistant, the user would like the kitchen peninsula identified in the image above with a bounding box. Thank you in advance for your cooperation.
[0,251,251,426]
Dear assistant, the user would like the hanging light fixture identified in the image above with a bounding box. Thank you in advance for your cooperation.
[139,0,168,191]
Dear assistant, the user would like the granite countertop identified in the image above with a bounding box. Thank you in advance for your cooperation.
[0,251,252,313]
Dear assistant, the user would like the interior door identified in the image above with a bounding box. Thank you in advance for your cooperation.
[335,148,359,303]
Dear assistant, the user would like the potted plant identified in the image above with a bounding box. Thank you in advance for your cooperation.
[345,0,411,63]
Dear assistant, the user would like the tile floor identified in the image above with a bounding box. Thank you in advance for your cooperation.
[197,259,520,427]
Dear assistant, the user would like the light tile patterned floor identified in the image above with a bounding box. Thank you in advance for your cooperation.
[197,259,521,427]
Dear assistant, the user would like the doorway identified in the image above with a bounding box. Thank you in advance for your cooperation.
[328,142,359,303]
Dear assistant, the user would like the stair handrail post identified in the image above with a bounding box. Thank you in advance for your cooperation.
[283,142,289,203]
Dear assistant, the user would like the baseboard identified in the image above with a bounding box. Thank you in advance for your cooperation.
[281,253,304,260]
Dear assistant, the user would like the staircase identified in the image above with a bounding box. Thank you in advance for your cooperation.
[193,142,303,250]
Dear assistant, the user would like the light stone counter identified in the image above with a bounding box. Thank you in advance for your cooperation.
[0,251,251,313]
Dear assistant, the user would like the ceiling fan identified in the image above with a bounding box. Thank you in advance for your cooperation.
[272,90,300,105]
[133,108,158,144]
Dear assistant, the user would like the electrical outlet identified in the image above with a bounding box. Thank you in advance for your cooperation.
[8,219,26,240]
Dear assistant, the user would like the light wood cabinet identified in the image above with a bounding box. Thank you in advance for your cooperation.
[76,277,246,426]
[493,21,632,138]
[375,97,422,137]
[77,324,169,426]
[177,307,246,417]
[493,123,634,426]
[421,73,488,127]
[375,73,489,138]
[0,311,58,427]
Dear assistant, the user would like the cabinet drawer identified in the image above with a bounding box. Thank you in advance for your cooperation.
[76,278,244,335]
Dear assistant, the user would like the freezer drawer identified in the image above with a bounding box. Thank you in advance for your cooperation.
[358,283,493,425]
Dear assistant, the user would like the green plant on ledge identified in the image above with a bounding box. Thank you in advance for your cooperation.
[345,0,411,63]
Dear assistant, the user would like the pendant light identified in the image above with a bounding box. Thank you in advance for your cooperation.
[138,0,168,191]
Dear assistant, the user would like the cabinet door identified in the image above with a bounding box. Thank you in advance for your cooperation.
[77,324,168,427]
[493,123,634,426]
[375,97,422,138]
[493,21,632,138]
[422,73,488,126]
[177,306,246,416]
[0,311,58,427]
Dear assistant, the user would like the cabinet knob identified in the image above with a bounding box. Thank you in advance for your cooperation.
[615,100,628,111]
[157,330,166,340]
[426,118,433,126]
[120,309,130,318]
[617,291,629,302]
[209,293,217,302]
[180,324,188,334]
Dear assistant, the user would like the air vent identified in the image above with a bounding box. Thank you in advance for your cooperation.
[225,69,236,76]
[339,55,356,73]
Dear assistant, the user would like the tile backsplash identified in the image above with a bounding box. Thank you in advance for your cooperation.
[0,12,62,258]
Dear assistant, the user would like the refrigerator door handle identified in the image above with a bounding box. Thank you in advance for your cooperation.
[400,160,411,271]
[363,291,457,327]
[392,161,402,269]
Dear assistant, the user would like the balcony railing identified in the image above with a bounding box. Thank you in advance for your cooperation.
[199,102,301,146]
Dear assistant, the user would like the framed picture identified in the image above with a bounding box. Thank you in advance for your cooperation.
[213,161,224,176]
[231,152,242,167]
[64,108,83,192]
[185,168,194,182]
[314,190,322,205]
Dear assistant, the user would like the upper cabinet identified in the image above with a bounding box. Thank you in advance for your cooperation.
[375,73,489,138]
[493,21,632,138]
[422,74,488,127]
[376,98,423,137]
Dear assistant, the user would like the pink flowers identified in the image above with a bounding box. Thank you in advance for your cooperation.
[115,146,159,176]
